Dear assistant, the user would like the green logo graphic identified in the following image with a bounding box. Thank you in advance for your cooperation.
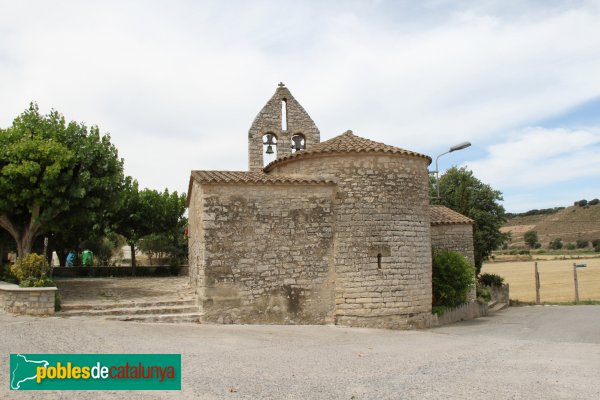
[10,354,181,390]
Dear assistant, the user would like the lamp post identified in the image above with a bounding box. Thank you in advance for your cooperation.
[434,141,471,198]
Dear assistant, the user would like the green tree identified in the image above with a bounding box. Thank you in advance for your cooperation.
[524,230,539,249]
[112,178,187,274]
[431,167,508,274]
[0,103,123,257]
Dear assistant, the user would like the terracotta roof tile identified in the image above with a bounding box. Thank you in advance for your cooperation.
[190,170,335,185]
[264,130,431,171]
[430,205,474,225]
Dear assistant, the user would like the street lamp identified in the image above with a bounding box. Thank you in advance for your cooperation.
[434,141,471,198]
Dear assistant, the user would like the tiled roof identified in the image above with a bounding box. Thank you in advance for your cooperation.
[264,130,431,171]
[190,170,335,185]
[430,205,474,225]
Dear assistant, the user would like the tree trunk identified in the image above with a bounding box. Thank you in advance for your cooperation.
[1,210,41,259]
[130,243,137,276]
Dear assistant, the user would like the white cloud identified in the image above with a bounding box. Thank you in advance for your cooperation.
[1,0,600,205]
[466,127,600,189]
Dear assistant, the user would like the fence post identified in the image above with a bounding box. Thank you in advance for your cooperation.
[573,263,579,303]
[534,262,540,304]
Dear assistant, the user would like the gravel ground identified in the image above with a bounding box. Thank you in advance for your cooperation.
[2,305,599,399]
[55,277,193,304]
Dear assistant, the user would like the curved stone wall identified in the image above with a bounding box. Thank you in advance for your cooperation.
[269,153,433,329]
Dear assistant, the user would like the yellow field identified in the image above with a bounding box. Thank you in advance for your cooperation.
[482,257,600,302]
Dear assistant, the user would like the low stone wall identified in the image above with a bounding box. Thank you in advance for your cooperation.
[0,281,57,316]
[51,266,189,278]
[432,301,488,326]
[488,284,509,304]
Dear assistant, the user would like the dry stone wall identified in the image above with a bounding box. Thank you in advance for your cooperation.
[188,182,336,324]
[270,153,433,329]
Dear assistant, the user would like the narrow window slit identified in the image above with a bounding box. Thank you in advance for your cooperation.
[281,99,287,131]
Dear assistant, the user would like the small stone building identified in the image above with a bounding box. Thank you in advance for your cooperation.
[188,84,474,329]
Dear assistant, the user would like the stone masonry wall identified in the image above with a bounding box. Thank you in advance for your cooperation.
[248,85,320,171]
[270,153,433,329]
[430,224,475,264]
[188,182,336,324]
[430,223,476,301]
[0,281,56,316]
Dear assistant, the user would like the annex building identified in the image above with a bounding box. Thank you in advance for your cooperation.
[187,84,474,329]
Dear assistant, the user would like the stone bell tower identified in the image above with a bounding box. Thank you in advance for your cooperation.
[248,83,320,171]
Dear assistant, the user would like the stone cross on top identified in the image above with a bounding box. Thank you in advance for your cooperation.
[278,82,285,87]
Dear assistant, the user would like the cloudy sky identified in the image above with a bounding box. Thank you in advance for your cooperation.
[1,0,599,212]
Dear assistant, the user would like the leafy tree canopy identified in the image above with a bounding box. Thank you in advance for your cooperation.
[431,166,508,274]
[112,177,187,271]
[0,103,123,256]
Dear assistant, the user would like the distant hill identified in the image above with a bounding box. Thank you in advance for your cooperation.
[502,201,600,248]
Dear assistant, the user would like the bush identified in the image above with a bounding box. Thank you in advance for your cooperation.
[549,238,563,250]
[10,253,51,284]
[432,250,475,307]
[478,273,505,287]
[589,198,599,206]
[577,199,588,207]
[576,239,589,249]
[565,243,576,250]
[592,239,600,251]
[1,264,18,283]
[524,230,539,249]
[476,284,492,303]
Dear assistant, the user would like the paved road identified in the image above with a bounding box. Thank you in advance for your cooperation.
[1,306,599,399]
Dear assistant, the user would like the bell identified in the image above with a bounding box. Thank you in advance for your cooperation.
[291,136,305,151]
[265,145,274,154]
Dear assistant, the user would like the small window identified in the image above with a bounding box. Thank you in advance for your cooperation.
[377,253,382,270]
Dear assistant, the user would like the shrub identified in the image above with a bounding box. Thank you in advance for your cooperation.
[478,273,505,287]
[589,198,599,206]
[476,284,492,303]
[432,250,475,307]
[593,239,600,252]
[549,238,563,250]
[577,199,588,207]
[1,264,18,284]
[565,243,576,250]
[576,239,589,249]
[524,230,539,249]
[10,253,51,284]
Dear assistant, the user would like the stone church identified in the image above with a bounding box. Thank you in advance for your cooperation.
[188,84,474,329]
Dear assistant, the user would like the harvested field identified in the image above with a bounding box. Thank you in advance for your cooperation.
[482,257,600,302]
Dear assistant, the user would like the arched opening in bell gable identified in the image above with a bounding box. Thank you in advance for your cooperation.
[263,132,278,165]
[291,133,306,153]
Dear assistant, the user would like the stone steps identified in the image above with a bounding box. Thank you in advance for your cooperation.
[59,305,199,317]
[57,298,202,324]
[106,313,202,323]
[488,302,508,313]
[61,298,196,311]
